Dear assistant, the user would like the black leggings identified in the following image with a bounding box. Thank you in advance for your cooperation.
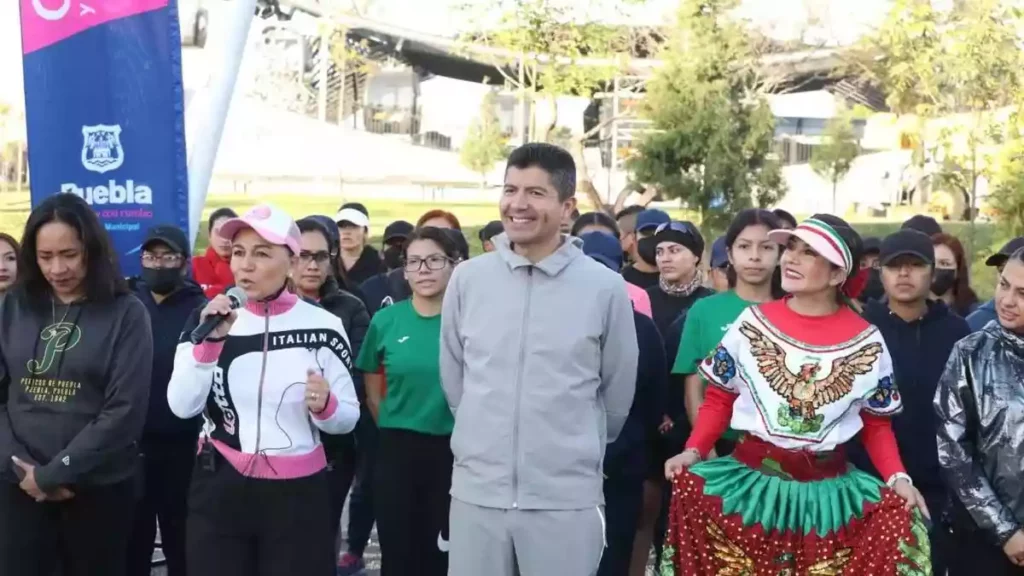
[323,432,358,547]
[375,427,453,576]
[126,434,197,576]
[0,479,136,576]
[186,450,335,576]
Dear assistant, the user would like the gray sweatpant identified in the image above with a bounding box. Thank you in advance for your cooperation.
[448,498,606,576]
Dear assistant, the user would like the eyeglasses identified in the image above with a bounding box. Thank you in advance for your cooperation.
[404,255,452,272]
[141,252,183,267]
[299,251,332,265]
[654,221,696,236]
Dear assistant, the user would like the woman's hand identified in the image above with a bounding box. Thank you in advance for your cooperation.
[12,457,76,503]
[198,294,238,340]
[305,369,330,414]
[12,457,46,502]
[664,449,701,480]
[1003,530,1024,566]
[892,478,931,520]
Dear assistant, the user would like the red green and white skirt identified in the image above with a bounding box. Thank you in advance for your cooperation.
[660,436,932,575]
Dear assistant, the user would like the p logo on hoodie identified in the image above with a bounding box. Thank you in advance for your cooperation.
[27,321,82,375]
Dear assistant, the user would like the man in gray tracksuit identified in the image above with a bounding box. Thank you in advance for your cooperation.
[440,143,638,576]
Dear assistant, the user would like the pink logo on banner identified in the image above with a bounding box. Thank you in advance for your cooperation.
[20,0,169,54]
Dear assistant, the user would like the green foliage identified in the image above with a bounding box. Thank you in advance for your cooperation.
[811,108,861,212]
[989,134,1024,238]
[460,0,631,98]
[628,0,785,234]
[460,91,508,184]
[456,0,642,144]
[856,0,1024,248]
[858,0,1024,117]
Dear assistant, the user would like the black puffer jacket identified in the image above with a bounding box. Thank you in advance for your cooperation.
[316,277,370,399]
[935,321,1024,546]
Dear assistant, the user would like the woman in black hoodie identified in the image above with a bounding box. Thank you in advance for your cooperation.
[294,217,370,549]
[0,194,153,576]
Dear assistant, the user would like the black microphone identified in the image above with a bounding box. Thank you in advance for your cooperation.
[190,286,248,344]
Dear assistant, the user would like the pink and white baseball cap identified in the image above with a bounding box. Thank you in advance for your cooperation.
[219,204,302,255]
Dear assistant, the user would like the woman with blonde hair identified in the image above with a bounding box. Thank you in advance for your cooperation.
[168,204,359,576]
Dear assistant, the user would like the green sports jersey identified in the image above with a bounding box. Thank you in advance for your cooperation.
[672,290,755,441]
[356,299,454,436]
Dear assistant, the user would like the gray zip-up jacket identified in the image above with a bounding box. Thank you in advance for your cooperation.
[440,233,638,510]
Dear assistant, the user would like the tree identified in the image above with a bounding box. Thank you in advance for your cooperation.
[853,0,1024,249]
[988,131,1024,238]
[460,90,508,188]
[811,107,861,214]
[456,0,647,209]
[628,0,785,234]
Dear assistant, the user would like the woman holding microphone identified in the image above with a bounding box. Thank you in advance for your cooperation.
[168,204,360,576]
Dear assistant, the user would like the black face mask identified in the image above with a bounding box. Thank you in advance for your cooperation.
[931,268,957,297]
[142,267,184,296]
[382,245,404,271]
[637,236,658,267]
[859,268,885,303]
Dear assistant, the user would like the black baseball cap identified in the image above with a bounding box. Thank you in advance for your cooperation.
[383,220,414,244]
[985,236,1024,267]
[900,215,942,237]
[879,229,934,266]
[580,231,623,271]
[444,228,470,261]
[862,236,882,255]
[479,220,504,243]
[142,225,188,255]
[709,236,728,269]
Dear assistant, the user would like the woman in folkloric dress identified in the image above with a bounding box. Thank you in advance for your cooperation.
[662,216,933,576]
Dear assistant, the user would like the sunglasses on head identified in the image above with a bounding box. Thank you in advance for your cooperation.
[654,221,695,236]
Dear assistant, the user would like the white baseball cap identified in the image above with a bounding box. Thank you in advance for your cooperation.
[335,207,370,229]
[219,204,302,254]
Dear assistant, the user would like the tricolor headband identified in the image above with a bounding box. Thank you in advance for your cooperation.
[767,218,853,273]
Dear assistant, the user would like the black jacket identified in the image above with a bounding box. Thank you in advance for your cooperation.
[604,311,666,479]
[648,285,713,444]
[0,289,153,491]
[344,245,386,287]
[359,268,411,317]
[645,284,713,337]
[316,278,370,399]
[936,321,1024,546]
[306,278,371,454]
[130,277,208,438]
[849,300,969,500]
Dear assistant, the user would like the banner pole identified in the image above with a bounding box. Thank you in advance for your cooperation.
[185,0,258,248]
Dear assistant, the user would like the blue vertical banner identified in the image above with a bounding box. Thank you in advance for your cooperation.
[19,0,189,277]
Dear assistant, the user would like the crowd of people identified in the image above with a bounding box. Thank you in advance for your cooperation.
[0,141,1022,576]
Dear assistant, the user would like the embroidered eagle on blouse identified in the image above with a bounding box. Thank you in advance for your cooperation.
[739,322,882,421]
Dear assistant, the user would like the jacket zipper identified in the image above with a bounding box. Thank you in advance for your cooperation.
[254,306,271,453]
[511,266,534,509]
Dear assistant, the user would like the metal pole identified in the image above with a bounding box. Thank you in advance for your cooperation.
[317,20,329,122]
[185,0,258,248]
[16,141,24,194]
[518,55,527,145]
[609,74,620,203]
[336,35,347,126]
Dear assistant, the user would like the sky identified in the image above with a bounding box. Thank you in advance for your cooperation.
[0,0,892,108]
